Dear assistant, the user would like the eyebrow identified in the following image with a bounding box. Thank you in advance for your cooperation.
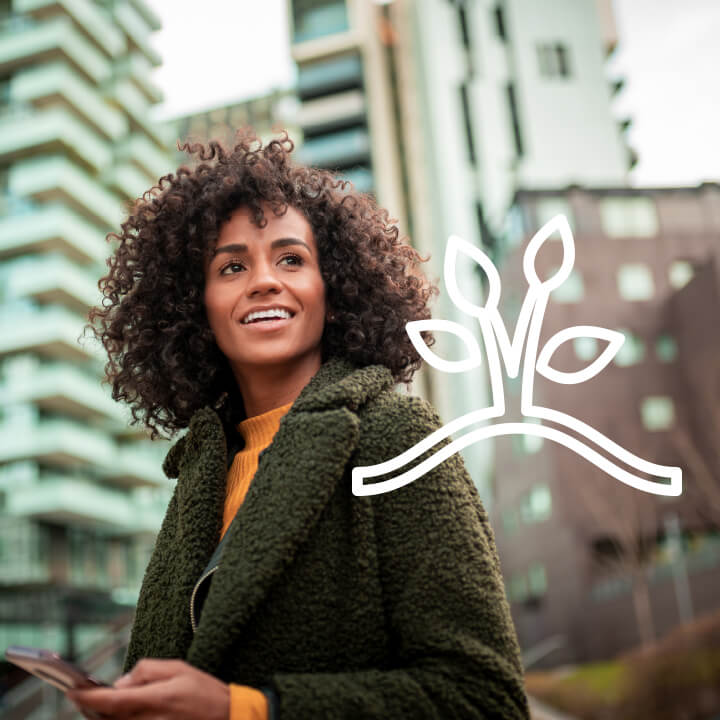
[211,237,312,259]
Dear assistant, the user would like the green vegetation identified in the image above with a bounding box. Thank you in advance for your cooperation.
[525,609,720,719]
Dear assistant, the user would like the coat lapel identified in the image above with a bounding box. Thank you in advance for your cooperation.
[185,357,394,675]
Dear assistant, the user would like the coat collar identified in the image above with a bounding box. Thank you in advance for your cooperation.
[163,356,394,675]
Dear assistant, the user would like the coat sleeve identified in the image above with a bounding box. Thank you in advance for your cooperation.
[267,395,530,719]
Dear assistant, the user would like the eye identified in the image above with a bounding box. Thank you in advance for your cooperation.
[281,253,304,267]
[219,261,244,275]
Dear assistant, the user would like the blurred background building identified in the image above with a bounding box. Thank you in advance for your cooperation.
[494,184,720,666]
[1,0,719,716]
[0,0,175,714]
[284,0,720,681]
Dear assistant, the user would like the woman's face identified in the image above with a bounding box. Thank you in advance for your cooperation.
[204,204,327,378]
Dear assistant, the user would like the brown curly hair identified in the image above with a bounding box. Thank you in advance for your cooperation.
[87,130,439,439]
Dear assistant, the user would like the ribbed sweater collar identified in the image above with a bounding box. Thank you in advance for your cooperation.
[235,401,293,451]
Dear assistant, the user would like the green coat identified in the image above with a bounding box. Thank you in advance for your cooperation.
[123,356,530,719]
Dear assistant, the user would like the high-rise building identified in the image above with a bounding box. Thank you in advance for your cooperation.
[0,0,174,663]
[287,0,632,503]
[492,184,720,665]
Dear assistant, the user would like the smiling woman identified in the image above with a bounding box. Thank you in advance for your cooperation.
[80,130,530,720]
[203,205,328,419]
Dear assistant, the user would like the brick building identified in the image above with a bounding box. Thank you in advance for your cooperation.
[490,184,720,665]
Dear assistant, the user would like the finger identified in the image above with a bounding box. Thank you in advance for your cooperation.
[114,673,133,688]
[66,684,168,715]
[123,658,188,686]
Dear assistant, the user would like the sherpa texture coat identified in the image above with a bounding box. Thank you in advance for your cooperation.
[123,356,530,719]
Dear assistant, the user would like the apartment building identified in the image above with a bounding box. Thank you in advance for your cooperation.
[286,0,631,502]
[0,0,174,661]
[491,184,720,665]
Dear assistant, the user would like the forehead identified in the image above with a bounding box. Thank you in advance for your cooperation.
[216,205,315,249]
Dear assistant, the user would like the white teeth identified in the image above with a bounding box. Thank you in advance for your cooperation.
[242,308,292,324]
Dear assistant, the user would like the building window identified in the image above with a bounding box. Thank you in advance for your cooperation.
[617,264,654,301]
[668,260,695,290]
[535,197,574,233]
[520,484,552,523]
[640,396,675,431]
[523,418,544,454]
[528,563,548,596]
[506,83,524,157]
[459,83,477,166]
[537,43,571,78]
[655,333,678,363]
[574,336,598,362]
[292,0,349,44]
[502,507,519,535]
[297,52,363,102]
[493,5,506,40]
[552,268,584,303]
[614,329,645,366]
[600,197,659,238]
[508,573,528,602]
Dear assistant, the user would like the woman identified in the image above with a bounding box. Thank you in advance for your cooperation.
[69,132,530,719]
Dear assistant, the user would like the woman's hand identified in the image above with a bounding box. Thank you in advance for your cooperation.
[66,659,230,720]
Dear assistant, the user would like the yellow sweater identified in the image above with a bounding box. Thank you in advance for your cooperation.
[224,401,293,720]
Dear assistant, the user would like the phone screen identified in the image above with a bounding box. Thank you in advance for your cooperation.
[4,645,110,692]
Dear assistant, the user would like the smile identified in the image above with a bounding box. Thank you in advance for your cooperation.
[240,315,294,331]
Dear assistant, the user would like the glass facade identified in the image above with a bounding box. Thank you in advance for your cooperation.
[293,0,349,44]
[297,52,363,102]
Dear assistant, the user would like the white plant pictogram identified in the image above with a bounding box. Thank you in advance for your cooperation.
[352,215,683,497]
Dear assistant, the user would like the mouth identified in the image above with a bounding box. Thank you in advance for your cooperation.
[240,313,295,330]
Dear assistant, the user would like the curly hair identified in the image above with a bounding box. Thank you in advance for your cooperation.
[87,129,440,439]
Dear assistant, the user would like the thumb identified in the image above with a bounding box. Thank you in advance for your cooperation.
[114,659,186,687]
[113,673,133,688]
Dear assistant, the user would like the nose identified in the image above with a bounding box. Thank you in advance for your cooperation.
[245,258,282,296]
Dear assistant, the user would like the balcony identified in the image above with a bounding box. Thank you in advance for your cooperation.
[104,162,154,201]
[5,473,166,533]
[121,52,163,104]
[0,357,124,424]
[128,0,161,31]
[297,52,363,102]
[11,62,127,140]
[292,0,350,44]
[0,515,51,583]
[106,442,170,487]
[0,203,108,264]
[296,89,365,134]
[297,126,371,168]
[3,252,102,313]
[9,155,124,228]
[110,78,169,149]
[15,0,126,59]
[0,105,112,174]
[0,304,100,362]
[117,133,173,182]
[0,16,112,85]
[0,413,169,487]
[114,1,161,67]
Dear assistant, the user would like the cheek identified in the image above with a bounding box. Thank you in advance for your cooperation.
[203,288,224,328]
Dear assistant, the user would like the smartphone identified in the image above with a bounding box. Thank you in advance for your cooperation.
[4,645,111,692]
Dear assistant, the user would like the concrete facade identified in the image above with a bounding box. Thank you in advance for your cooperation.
[0,0,174,659]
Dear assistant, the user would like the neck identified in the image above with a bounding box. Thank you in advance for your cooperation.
[231,353,323,418]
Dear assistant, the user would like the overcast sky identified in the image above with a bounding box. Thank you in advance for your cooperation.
[144,0,720,188]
